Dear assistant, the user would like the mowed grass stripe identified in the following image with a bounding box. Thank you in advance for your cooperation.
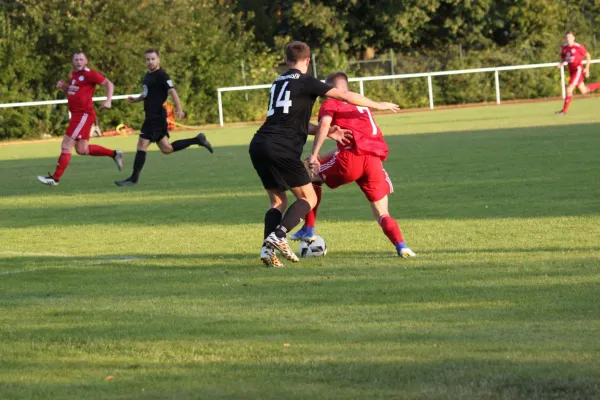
[0,98,599,399]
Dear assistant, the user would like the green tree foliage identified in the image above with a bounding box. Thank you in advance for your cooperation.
[0,0,277,139]
[2,1,600,139]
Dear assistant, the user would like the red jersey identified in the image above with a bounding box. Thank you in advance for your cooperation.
[318,98,389,161]
[66,67,106,115]
[561,43,588,72]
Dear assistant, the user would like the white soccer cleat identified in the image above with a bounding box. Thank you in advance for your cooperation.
[113,150,124,171]
[37,174,59,186]
[260,246,284,268]
[264,233,299,262]
[398,247,417,258]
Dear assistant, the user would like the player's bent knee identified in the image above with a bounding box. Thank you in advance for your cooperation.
[74,145,88,155]
[270,200,287,211]
[303,192,318,209]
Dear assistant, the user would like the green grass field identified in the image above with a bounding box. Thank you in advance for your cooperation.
[1,98,600,399]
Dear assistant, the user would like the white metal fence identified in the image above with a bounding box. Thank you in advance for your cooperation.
[217,60,600,127]
[1,60,599,128]
[0,94,137,109]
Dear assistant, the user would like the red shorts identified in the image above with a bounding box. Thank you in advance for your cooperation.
[569,66,585,86]
[318,150,393,202]
[66,112,96,140]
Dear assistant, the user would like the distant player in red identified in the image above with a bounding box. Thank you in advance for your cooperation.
[557,31,600,115]
[291,71,416,258]
[37,51,124,186]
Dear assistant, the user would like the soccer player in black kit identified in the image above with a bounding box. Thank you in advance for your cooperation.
[115,49,213,186]
[251,41,400,267]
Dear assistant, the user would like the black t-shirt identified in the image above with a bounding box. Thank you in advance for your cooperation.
[142,68,174,118]
[255,69,331,155]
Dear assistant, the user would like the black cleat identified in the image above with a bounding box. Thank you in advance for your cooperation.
[114,177,138,186]
[555,110,566,115]
[196,133,213,153]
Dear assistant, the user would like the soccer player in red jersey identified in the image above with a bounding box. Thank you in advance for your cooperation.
[291,71,416,258]
[556,31,600,115]
[37,52,123,186]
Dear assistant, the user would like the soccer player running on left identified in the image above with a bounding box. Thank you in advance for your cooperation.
[292,71,416,258]
[115,49,213,186]
[37,51,123,186]
[556,31,600,115]
[250,41,400,268]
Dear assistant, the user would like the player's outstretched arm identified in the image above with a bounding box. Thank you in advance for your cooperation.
[585,52,592,77]
[307,115,334,175]
[168,88,185,120]
[325,88,400,112]
[99,78,114,110]
[127,94,144,103]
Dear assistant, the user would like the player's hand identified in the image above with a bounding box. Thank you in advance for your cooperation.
[557,63,563,69]
[57,80,66,90]
[127,96,137,103]
[176,110,185,120]
[307,154,321,178]
[327,125,353,146]
[100,100,112,110]
[585,69,590,78]
[377,102,401,113]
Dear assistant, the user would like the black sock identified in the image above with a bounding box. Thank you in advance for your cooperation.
[275,199,311,238]
[264,208,283,239]
[172,137,198,152]
[131,150,146,182]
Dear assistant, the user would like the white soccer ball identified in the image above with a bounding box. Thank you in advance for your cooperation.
[299,236,328,258]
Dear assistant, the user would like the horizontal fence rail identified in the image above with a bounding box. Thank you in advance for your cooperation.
[0,94,140,109]
[217,59,600,126]
[2,59,599,127]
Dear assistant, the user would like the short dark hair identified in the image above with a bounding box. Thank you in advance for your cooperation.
[145,48,160,56]
[285,41,311,63]
[565,31,575,36]
[325,71,349,86]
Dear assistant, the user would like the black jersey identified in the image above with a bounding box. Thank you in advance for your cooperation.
[142,68,174,118]
[254,69,331,155]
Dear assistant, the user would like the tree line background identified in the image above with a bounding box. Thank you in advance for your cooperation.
[1,0,599,139]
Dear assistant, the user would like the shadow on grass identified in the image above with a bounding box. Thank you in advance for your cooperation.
[1,122,599,229]
[0,358,598,400]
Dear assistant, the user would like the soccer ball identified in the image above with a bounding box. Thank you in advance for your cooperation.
[299,236,327,258]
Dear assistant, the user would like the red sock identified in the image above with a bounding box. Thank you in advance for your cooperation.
[88,144,115,157]
[586,83,600,91]
[305,183,322,228]
[378,215,404,246]
[562,95,573,113]
[52,151,71,180]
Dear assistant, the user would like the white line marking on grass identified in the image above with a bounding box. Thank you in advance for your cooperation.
[0,257,146,276]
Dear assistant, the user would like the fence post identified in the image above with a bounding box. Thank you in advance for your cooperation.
[241,60,248,102]
[218,90,224,127]
[390,49,394,75]
[359,80,364,96]
[427,75,434,110]
[495,70,501,104]
[560,65,566,99]
[312,53,318,78]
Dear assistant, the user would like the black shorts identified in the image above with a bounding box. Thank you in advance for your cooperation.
[249,138,310,191]
[140,116,169,143]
